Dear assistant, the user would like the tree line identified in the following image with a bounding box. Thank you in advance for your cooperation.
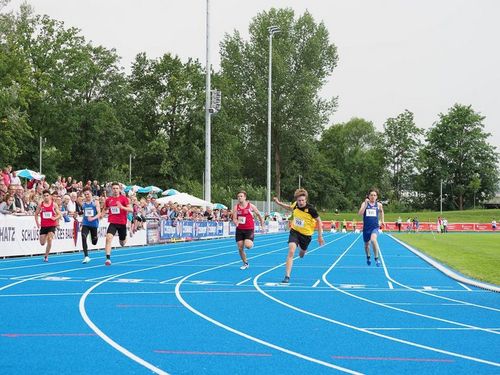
[1,4,498,210]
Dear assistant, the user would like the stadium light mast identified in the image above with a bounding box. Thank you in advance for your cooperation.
[267,25,279,215]
[204,0,211,203]
[440,179,443,215]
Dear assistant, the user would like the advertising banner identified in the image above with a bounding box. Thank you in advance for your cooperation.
[0,215,147,258]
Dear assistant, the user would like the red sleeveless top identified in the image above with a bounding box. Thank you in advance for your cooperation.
[40,202,58,227]
[235,202,255,230]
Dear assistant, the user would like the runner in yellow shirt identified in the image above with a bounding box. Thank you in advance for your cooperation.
[273,189,324,284]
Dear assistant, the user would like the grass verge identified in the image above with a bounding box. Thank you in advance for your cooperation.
[392,233,500,286]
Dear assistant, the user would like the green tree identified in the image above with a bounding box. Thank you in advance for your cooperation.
[126,53,206,187]
[383,110,423,201]
[318,118,388,209]
[418,104,499,210]
[220,8,338,199]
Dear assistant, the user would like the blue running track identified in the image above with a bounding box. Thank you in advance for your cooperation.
[0,232,499,374]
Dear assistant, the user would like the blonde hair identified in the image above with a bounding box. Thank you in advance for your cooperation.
[294,188,308,200]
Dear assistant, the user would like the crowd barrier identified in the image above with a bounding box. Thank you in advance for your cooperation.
[0,215,148,258]
[148,219,289,244]
[0,216,290,258]
[322,221,497,232]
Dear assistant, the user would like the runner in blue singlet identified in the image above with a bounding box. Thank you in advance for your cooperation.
[358,188,385,267]
[80,187,101,264]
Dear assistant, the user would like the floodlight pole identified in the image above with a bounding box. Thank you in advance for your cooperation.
[440,179,443,215]
[267,26,279,215]
[129,154,132,184]
[204,0,211,203]
[39,136,42,174]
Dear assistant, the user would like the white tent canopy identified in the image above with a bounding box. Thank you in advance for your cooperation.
[156,192,211,207]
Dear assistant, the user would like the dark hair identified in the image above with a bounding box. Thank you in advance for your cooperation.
[111,182,120,187]
[42,189,51,195]
[237,190,247,198]
[82,187,92,193]
[368,188,379,197]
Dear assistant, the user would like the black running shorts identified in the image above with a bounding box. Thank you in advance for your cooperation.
[288,228,312,250]
[235,228,255,242]
[107,223,127,241]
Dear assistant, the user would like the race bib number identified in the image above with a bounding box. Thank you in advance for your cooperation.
[42,211,52,219]
[294,217,305,227]
[365,209,377,217]
[110,206,120,214]
[238,216,246,225]
[84,208,94,217]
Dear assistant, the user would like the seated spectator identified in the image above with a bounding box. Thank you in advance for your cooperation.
[0,180,7,201]
[2,167,11,187]
[23,192,37,214]
[0,194,15,214]
[10,170,21,186]
[13,185,26,214]
[91,180,101,197]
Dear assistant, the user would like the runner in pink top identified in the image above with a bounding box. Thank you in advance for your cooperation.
[34,190,61,262]
[100,182,132,266]
[232,190,264,270]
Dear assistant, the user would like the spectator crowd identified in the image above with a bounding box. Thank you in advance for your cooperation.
[1,166,234,235]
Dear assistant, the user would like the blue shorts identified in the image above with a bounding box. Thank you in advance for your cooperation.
[363,227,379,243]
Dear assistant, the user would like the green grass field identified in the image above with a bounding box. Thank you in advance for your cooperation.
[321,208,500,224]
[392,233,500,285]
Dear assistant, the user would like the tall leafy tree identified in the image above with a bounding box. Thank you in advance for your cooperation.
[126,53,206,187]
[418,104,499,210]
[318,118,388,209]
[220,8,338,199]
[383,110,423,201]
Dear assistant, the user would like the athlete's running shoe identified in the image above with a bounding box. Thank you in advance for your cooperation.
[240,263,249,270]
[281,276,290,284]
[82,256,91,264]
[366,257,371,266]
[43,256,48,262]
[375,258,381,267]
[105,259,112,266]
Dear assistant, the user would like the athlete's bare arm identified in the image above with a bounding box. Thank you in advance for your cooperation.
[272,197,292,211]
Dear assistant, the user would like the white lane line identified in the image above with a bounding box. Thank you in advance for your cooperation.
[86,275,118,282]
[175,234,361,374]
[324,244,500,335]
[79,244,273,375]
[386,235,500,311]
[236,277,252,286]
[312,280,320,288]
[1,235,284,292]
[0,233,288,272]
[159,276,184,284]
[252,236,500,368]
[387,281,394,289]
[366,327,500,331]
[458,282,472,291]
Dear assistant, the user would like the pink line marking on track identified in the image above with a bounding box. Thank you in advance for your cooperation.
[154,350,272,357]
[2,333,97,338]
[331,355,454,363]
[116,304,183,308]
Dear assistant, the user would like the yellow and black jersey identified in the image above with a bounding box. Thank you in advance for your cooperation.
[290,202,319,236]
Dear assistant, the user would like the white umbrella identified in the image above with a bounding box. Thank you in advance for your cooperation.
[156,192,211,207]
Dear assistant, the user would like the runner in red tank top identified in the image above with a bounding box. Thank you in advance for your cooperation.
[34,190,61,262]
[232,190,264,270]
[100,182,132,266]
